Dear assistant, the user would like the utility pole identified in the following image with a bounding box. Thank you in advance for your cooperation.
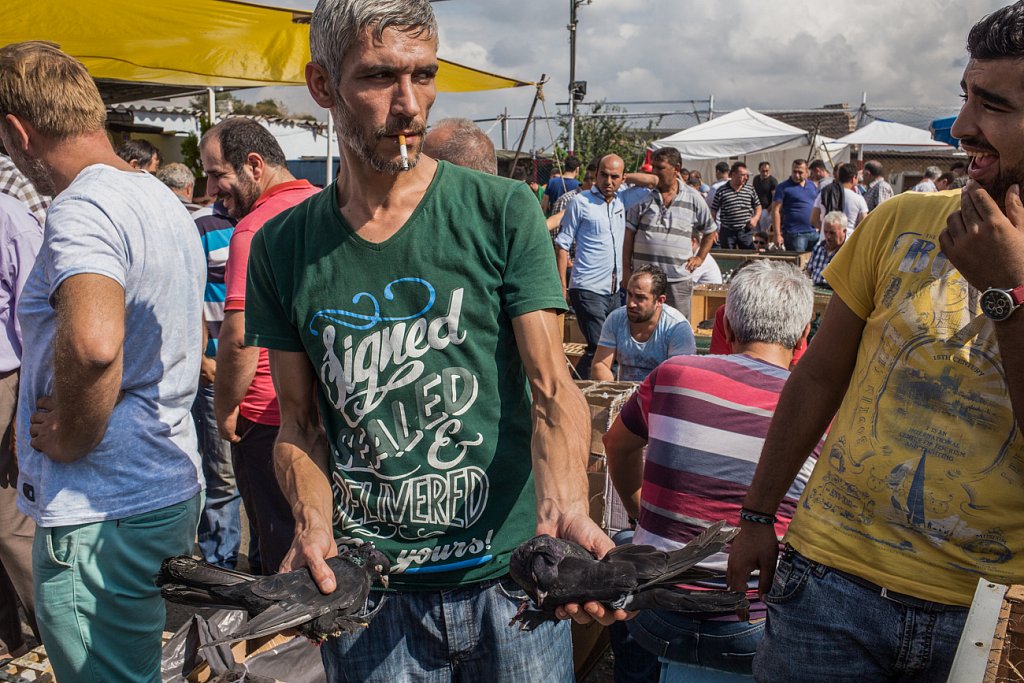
[567,0,590,155]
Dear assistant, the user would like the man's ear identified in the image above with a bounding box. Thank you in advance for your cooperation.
[305,61,335,108]
[722,310,737,351]
[246,152,266,182]
[798,321,811,347]
[3,114,31,153]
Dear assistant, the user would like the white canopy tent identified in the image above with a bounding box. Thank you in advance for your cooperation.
[836,120,957,153]
[650,107,849,182]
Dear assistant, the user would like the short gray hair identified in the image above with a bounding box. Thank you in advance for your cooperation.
[423,117,496,174]
[725,260,814,349]
[822,210,846,229]
[155,162,194,190]
[310,0,437,89]
[923,165,942,180]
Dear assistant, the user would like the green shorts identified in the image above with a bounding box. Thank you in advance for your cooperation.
[33,493,201,683]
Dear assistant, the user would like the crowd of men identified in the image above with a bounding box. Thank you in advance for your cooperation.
[0,1,1022,682]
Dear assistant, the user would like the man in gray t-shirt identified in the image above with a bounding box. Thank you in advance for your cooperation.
[591,266,696,382]
[0,42,205,682]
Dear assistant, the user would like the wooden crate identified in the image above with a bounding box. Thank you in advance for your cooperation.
[1,633,175,682]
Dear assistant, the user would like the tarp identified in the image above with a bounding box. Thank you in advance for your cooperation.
[650,108,816,160]
[930,115,960,148]
[0,0,531,93]
[836,120,955,153]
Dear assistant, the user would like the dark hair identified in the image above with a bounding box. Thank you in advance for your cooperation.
[632,264,667,298]
[116,139,159,167]
[715,161,730,174]
[864,160,884,177]
[758,161,770,170]
[967,1,1024,59]
[792,158,808,168]
[204,118,286,173]
[938,172,957,185]
[808,159,827,172]
[652,146,682,169]
[511,166,529,182]
[585,158,600,173]
[837,163,858,184]
[729,161,748,175]
[564,156,582,172]
[950,161,967,172]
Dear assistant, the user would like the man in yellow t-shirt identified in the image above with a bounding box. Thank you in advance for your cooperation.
[727,3,1024,680]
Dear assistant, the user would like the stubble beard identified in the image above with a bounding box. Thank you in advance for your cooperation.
[19,155,56,198]
[331,101,427,175]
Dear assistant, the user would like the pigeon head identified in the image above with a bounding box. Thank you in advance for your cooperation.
[510,535,570,606]
[345,543,392,589]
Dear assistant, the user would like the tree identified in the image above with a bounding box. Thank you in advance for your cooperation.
[555,100,654,171]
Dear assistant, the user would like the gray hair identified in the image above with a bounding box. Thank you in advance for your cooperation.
[155,162,194,190]
[310,0,437,89]
[725,260,813,349]
[923,165,942,180]
[822,210,846,229]
[423,117,496,174]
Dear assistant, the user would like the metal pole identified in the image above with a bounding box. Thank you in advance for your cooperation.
[326,115,334,186]
[510,77,546,177]
[567,0,577,154]
[708,95,714,121]
[207,87,216,125]
[501,107,509,150]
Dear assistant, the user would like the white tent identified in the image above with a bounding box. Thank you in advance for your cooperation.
[651,107,849,182]
[836,120,956,153]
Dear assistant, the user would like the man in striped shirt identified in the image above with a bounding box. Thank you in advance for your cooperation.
[604,260,818,681]
[623,147,716,319]
[710,162,761,249]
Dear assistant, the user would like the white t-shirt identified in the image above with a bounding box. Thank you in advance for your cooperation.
[813,187,869,235]
[691,254,723,285]
[17,164,206,526]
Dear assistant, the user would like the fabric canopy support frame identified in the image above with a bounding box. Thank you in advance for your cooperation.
[0,0,532,93]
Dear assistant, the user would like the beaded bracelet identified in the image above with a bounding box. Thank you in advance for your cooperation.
[739,508,778,525]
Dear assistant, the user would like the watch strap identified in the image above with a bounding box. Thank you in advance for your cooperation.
[1010,284,1024,306]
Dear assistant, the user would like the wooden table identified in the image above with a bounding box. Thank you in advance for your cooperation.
[690,284,833,328]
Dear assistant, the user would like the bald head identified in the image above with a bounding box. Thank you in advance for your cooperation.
[596,154,626,200]
[423,118,497,174]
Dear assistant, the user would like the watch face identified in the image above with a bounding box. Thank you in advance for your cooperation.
[982,288,1016,321]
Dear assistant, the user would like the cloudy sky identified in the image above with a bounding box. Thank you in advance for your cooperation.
[242,0,1006,151]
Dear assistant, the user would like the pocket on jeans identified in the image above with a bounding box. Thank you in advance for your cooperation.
[496,575,530,603]
[45,526,80,568]
[764,551,812,605]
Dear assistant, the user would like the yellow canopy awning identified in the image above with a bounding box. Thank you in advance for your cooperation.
[0,0,531,92]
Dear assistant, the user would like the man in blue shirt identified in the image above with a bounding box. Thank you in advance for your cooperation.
[591,265,695,381]
[542,156,581,215]
[555,154,657,378]
[771,159,820,252]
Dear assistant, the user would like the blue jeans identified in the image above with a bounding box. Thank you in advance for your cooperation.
[568,288,617,379]
[782,231,819,252]
[191,382,241,568]
[629,612,760,681]
[753,548,968,682]
[320,577,573,682]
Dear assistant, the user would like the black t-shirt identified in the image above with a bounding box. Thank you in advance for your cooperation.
[752,175,778,209]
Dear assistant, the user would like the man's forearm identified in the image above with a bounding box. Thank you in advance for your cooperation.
[590,360,615,381]
[624,172,658,188]
[994,315,1024,431]
[698,232,717,259]
[274,420,334,535]
[52,336,122,459]
[606,443,643,520]
[531,374,591,531]
[556,247,570,294]
[214,338,259,420]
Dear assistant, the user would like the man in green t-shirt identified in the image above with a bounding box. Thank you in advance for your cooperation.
[243,1,623,680]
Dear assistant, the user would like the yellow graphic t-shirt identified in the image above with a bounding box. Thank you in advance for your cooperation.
[787,190,1024,606]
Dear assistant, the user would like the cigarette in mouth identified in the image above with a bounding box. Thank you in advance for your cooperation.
[398,135,409,171]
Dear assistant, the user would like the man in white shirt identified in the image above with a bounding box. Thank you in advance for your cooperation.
[811,163,868,236]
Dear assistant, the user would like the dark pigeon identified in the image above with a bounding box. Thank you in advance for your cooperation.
[508,521,747,630]
[158,543,390,644]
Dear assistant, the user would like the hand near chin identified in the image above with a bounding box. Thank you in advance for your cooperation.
[940,181,1024,289]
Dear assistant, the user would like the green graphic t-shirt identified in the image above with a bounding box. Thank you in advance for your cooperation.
[245,162,567,589]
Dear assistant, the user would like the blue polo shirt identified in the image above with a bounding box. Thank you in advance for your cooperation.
[773,178,819,234]
[555,185,655,294]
